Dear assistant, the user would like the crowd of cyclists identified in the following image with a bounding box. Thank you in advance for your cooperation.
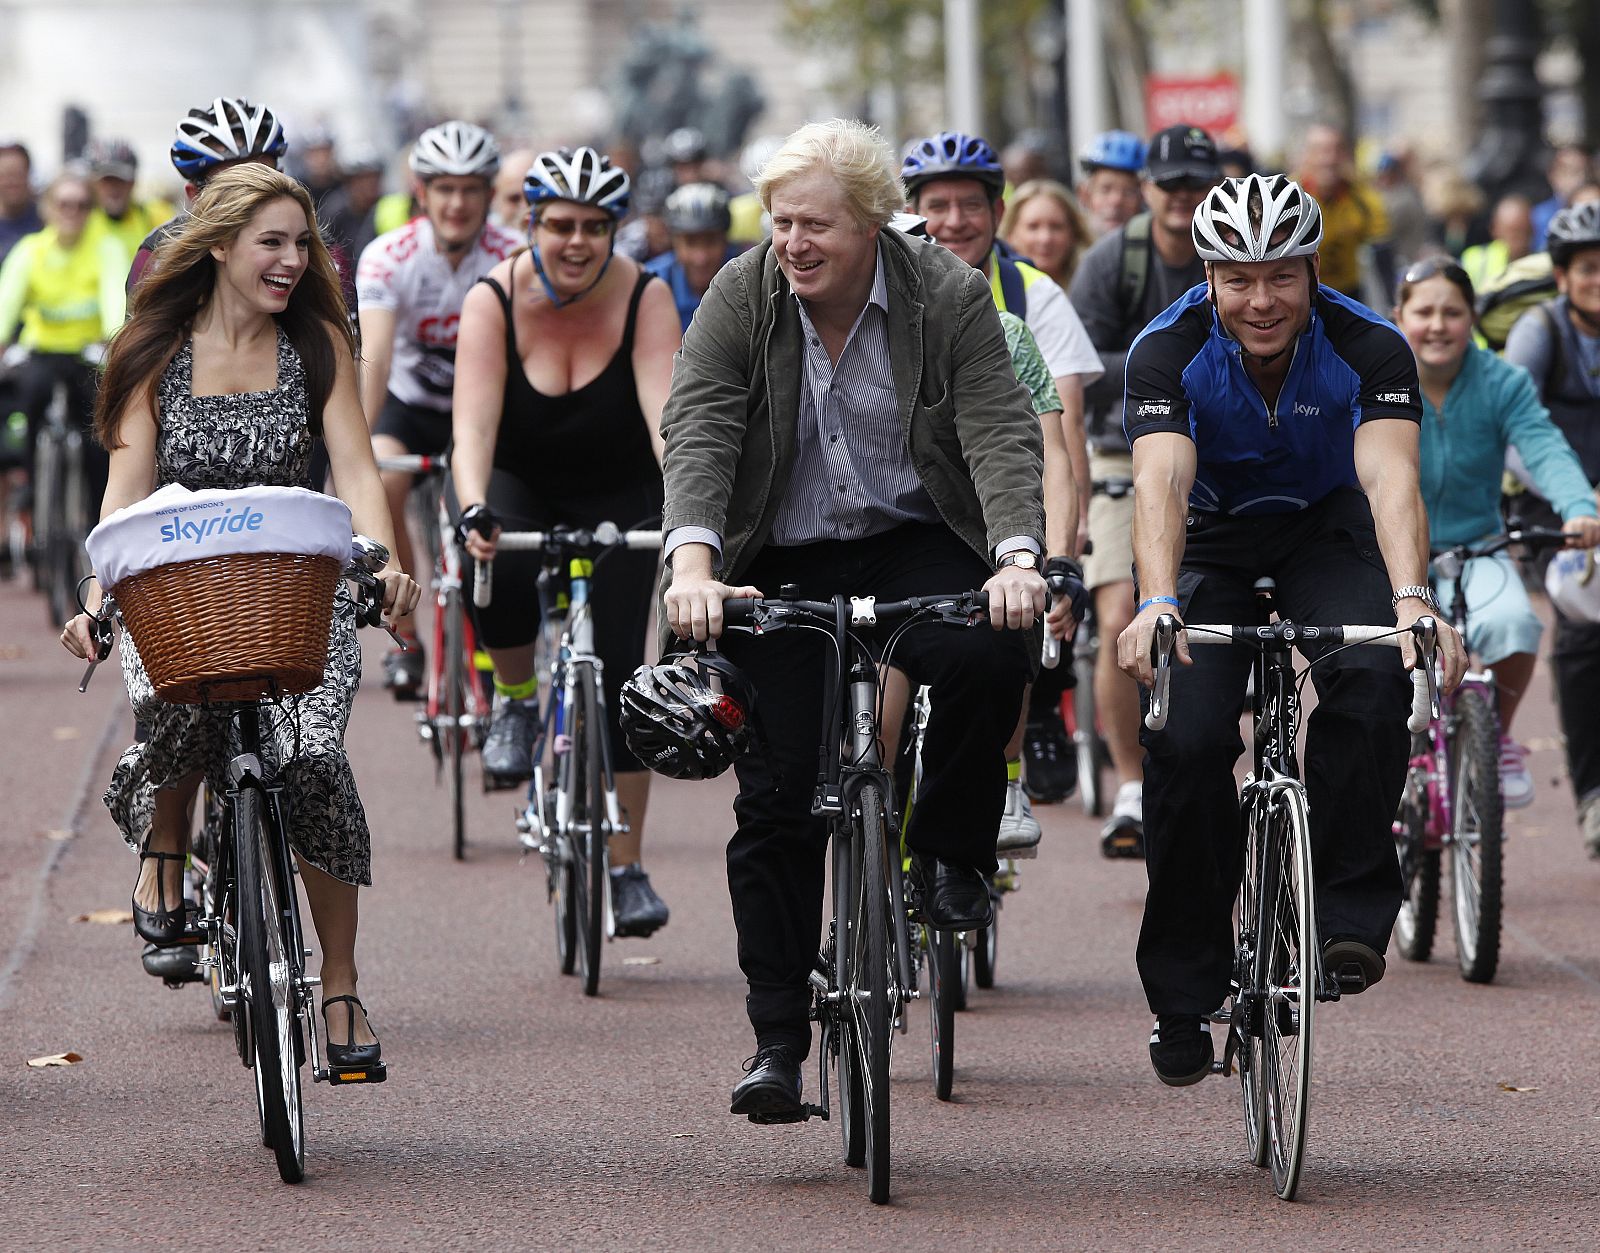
[12,82,1600,1130]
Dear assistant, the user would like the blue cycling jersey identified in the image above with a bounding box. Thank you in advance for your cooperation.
[1123,283,1421,515]
[644,245,742,333]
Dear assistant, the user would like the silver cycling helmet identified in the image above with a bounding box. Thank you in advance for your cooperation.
[1547,201,1600,268]
[1192,174,1324,264]
[664,182,731,234]
[523,147,631,219]
[170,97,287,181]
[410,121,500,181]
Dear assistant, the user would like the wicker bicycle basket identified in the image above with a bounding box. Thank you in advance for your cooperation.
[113,551,341,704]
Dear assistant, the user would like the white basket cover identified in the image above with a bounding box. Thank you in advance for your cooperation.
[87,484,353,590]
[1547,547,1600,624]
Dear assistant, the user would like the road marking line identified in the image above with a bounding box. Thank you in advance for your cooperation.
[1503,919,1600,993]
[0,702,124,1013]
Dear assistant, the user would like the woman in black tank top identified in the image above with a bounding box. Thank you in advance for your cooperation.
[450,150,683,938]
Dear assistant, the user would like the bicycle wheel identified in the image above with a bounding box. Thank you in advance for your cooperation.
[1393,746,1440,963]
[832,828,866,1168]
[548,780,578,974]
[926,926,958,1101]
[235,787,306,1183]
[575,678,607,997]
[442,588,467,861]
[1236,794,1268,1169]
[1070,651,1106,817]
[1450,689,1503,984]
[973,897,999,989]
[953,933,970,1012]
[195,787,235,1025]
[1259,784,1315,1201]
[846,783,893,1204]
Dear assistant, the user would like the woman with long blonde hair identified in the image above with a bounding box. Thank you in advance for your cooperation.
[1000,178,1091,290]
[61,163,418,1068]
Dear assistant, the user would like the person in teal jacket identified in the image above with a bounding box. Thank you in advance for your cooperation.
[1396,256,1600,806]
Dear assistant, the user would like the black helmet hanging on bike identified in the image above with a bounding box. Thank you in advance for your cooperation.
[620,649,756,780]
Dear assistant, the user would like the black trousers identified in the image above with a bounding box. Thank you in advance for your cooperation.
[1552,613,1600,807]
[20,353,108,516]
[1136,489,1409,1016]
[717,523,1031,1052]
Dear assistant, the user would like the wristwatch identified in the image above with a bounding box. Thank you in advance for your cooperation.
[1391,584,1441,614]
[996,550,1038,572]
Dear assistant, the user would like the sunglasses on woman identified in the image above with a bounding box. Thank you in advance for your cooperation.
[537,217,615,239]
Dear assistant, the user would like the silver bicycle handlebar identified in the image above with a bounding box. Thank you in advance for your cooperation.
[473,526,663,609]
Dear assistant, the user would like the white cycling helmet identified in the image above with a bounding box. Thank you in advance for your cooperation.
[523,147,631,219]
[1192,174,1324,264]
[409,121,500,181]
[170,97,287,181]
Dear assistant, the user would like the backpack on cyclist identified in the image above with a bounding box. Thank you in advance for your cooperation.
[995,251,1028,320]
[1476,251,1556,351]
[1116,212,1154,324]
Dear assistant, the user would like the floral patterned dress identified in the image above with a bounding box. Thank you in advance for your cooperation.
[103,328,371,885]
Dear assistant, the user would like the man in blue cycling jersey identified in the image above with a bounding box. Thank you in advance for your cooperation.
[1116,174,1465,1086]
[645,183,741,332]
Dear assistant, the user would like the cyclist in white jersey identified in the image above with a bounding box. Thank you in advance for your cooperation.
[358,121,520,694]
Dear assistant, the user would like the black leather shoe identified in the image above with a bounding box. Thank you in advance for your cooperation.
[1323,937,1385,994]
[922,859,993,931]
[730,1043,804,1124]
[323,995,382,1069]
[1149,1014,1213,1086]
[141,942,201,985]
[132,849,199,945]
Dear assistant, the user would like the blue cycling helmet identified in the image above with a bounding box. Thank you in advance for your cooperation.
[901,131,1005,197]
[1079,130,1145,175]
[170,97,287,182]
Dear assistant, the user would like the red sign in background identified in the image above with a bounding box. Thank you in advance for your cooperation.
[1144,73,1241,135]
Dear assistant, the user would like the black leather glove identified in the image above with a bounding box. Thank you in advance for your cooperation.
[1045,556,1090,624]
[456,503,500,547]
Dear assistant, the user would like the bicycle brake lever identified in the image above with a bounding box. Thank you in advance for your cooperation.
[77,614,115,693]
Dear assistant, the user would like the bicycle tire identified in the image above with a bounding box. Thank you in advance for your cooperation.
[1450,689,1503,984]
[850,783,893,1204]
[1260,784,1315,1201]
[196,787,235,1026]
[1393,747,1440,963]
[1237,792,1268,1169]
[1071,653,1106,817]
[235,786,306,1184]
[927,926,958,1101]
[832,830,866,1168]
[443,588,467,861]
[953,934,970,1012]
[973,904,998,989]
[579,676,606,997]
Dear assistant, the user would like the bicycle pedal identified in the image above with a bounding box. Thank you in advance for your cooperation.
[746,1106,807,1125]
[327,1060,388,1086]
[1000,844,1039,861]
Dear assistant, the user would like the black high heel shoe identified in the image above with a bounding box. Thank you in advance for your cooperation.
[132,848,197,945]
[322,995,382,1070]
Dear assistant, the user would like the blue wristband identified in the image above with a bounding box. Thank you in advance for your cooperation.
[1138,596,1182,614]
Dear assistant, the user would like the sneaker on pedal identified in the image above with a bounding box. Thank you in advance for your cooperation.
[382,640,425,700]
[1101,780,1144,858]
[1583,793,1600,860]
[481,695,537,788]
[996,777,1042,854]
[611,863,669,937]
[1498,736,1534,810]
[1022,708,1075,803]
[1149,1014,1213,1086]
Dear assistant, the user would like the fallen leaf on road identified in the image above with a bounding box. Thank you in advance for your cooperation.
[43,829,74,842]
[27,1052,83,1068]
[623,956,661,966]
[1498,1082,1538,1093]
[52,726,81,741]
[0,645,24,661]
[73,909,134,925]
[1525,736,1561,752]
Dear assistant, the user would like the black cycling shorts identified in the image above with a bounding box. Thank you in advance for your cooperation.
[373,392,451,457]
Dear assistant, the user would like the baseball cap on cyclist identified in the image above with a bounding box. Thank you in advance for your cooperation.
[1192,174,1323,264]
[88,138,138,182]
[410,121,500,182]
[170,98,287,182]
[1547,201,1600,268]
[901,131,1006,199]
[620,650,758,781]
[1078,130,1145,175]
[664,182,731,234]
[1143,125,1222,186]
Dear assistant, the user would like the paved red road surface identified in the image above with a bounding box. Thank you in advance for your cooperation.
[4,582,1599,1249]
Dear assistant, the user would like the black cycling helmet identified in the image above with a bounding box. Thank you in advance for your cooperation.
[620,650,757,781]
[1548,201,1600,267]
